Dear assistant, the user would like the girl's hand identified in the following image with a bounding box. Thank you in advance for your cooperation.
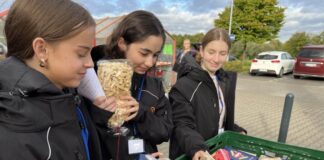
[119,95,139,121]
[93,96,117,112]
[192,150,208,160]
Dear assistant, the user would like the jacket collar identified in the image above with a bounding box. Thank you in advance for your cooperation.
[0,56,64,96]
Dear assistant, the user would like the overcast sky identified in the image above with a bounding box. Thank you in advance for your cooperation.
[1,0,324,42]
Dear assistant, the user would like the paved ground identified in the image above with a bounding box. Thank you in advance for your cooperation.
[158,73,324,158]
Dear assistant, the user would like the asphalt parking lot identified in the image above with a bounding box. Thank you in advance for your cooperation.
[158,73,324,157]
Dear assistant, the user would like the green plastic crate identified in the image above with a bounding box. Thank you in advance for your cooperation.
[176,131,324,160]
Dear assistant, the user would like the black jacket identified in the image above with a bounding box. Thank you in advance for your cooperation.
[89,59,173,160]
[0,57,103,160]
[172,49,198,73]
[169,55,245,159]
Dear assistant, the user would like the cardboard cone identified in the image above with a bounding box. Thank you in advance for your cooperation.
[78,68,105,101]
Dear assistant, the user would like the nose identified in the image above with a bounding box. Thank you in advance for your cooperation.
[144,55,154,68]
[212,53,221,63]
[84,55,94,68]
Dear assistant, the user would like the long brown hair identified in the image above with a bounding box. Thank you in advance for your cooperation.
[5,0,95,60]
[105,10,166,59]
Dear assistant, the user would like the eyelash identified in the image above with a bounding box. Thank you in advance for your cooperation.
[77,52,87,58]
[139,51,159,58]
[140,52,148,56]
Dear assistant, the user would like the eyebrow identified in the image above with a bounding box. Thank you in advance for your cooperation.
[78,45,92,51]
[140,48,162,54]
[140,48,152,53]
[208,49,227,53]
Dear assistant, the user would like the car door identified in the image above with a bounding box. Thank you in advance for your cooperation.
[280,53,289,73]
[285,53,295,72]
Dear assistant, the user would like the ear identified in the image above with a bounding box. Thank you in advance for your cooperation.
[199,46,204,58]
[117,37,127,52]
[32,37,48,61]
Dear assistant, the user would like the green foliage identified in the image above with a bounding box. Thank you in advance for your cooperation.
[245,42,261,58]
[283,32,310,57]
[215,0,285,59]
[267,39,283,51]
[231,39,283,59]
[215,0,285,43]
[223,60,251,73]
[309,31,324,45]
[172,33,204,49]
[230,40,245,59]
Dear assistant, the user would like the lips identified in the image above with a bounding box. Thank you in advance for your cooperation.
[78,72,86,78]
[210,63,219,68]
[136,67,149,73]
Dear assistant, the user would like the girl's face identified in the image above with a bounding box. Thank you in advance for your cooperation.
[200,40,229,74]
[120,35,163,74]
[43,26,95,89]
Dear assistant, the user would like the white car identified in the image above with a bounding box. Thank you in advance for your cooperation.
[250,51,295,78]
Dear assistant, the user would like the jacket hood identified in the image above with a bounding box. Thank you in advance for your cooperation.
[0,57,77,132]
[0,56,64,96]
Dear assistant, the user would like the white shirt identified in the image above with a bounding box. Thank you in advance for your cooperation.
[210,75,226,130]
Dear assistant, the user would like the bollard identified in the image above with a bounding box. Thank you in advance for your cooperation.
[278,93,294,143]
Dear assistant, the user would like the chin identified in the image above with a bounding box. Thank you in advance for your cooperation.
[135,70,146,74]
[66,81,81,88]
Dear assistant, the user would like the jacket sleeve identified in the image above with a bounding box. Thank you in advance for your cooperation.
[169,87,208,158]
[133,81,173,145]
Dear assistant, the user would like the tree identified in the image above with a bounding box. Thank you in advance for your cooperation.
[245,42,262,58]
[215,0,285,59]
[283,32,310,57]
[310,31,324,45]
[230,40,245,58]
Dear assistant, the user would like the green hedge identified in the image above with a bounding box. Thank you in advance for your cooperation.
[223,60,251,73]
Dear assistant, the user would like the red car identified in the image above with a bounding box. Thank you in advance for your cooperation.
[293,45,324,79]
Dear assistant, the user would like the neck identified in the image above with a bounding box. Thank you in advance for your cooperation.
[183,49,190,53]
[201,62,215,76]
[25,58,63,90]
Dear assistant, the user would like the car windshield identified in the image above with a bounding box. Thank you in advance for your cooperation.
[298,49,324,58]
[256,54,278,60]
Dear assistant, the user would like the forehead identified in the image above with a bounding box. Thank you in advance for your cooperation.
[204,40,229,51]
[131,35,163,52]
[57,26,96,46]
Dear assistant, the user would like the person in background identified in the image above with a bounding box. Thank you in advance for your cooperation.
[82,10,173,159]
[169,28,246,160]
[171,39,198,85]
[172,39,198,73]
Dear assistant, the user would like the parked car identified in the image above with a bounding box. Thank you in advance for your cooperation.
[293,45,324,79]
[250,51,295,78]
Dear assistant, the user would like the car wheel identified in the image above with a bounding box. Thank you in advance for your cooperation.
[250,72,256,76]
[277,68,284,78]
[293,75,300,79]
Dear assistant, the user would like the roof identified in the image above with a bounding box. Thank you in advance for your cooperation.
[258,51,287,55]
[95,16,175,44]
[302,45,324,49]
[95,16,124,39]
